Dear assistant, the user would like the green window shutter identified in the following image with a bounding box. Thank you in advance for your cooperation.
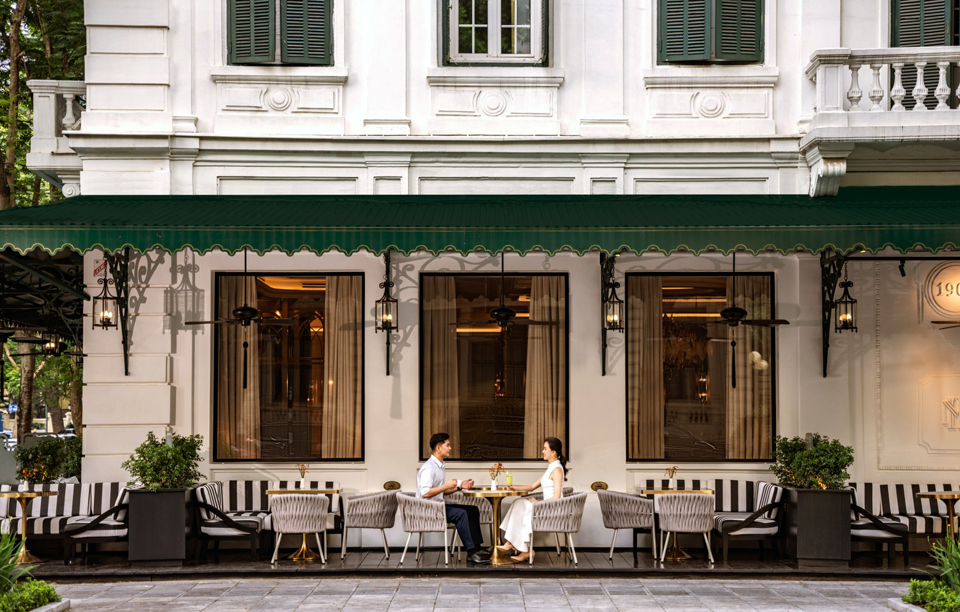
[228,0,275,65]
[715,0,763,62]
[281,0,333,65]
[892,0,951,109]
[658,0,710,64]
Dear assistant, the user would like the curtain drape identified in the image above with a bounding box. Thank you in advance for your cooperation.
[523,276,567,457]
[217,276,260,459]
[726,276,773,459]
[422,276,460,457]
[628,276,664,459]
[322,276,363,459]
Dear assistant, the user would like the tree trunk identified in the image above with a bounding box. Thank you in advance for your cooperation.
[69,369,81,432]
[30,175,41,206]
[17,345,34,440]
[3,2,28,210]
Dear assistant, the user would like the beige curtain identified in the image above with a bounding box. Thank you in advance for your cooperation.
[422,277,460,457]
[627,276,664,459]
[322,276,363,459]
[523,276,567,457]
[217,276,260,459]
[726,276,773,459]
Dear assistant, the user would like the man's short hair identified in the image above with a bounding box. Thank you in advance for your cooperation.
[429,432,450,451]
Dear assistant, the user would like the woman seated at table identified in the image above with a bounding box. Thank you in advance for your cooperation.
[497,437,569,562]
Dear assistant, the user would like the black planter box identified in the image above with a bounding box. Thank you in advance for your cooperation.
[784,487,851,568]
[128,488,196,565]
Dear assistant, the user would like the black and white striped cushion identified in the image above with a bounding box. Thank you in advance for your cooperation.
[754,482,783,519]
[272,481,341,513]
[2,516,72,535]
[848,483,882,516]
[84,483,125,517]
[882,484,958,516]
[196,483,224,521]
[65,516,127,539]
[227,511,271,531]
[889,514,948,535]
[711,480,758,513]
[713,512,778,536]
[200,517,260,537]
[223,481,271,513]
[112,488,131,521]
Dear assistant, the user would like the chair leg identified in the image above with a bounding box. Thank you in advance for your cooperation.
[554,533,562,557]
[341,527,348,559]
[903,537,910,566]
[415,533,422,562]
[608,529,618,560]
[660,532,669,563]
[568,534,578,566]
[651,525,658,560]
[758,539,765,561]
[316,533,326,564]
[213,540,221,564]
[250,533,258,562]
[443,529,449,566]
[722,533,729,564]
[703,532,714,564]
[381,529,390,559]
[400,532,412,565]
[271,533,282,564]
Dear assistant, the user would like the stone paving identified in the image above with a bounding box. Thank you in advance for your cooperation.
[52,577,910,611]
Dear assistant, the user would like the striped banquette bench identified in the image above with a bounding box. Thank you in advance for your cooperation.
[640,479,785,562]
[849,482,958,536]
[0,482,126,540]
[194,480,343,560]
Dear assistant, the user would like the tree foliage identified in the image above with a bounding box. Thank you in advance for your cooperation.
[769,433,855,490]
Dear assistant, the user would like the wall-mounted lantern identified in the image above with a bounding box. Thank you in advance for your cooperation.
[600,252,623,376]
[834,264,858,333]
[92,262,118,330]
[375,250,398,375]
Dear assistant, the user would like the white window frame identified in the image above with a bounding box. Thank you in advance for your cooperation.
[448,0,544,64]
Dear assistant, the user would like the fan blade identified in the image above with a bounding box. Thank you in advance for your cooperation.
[932,321,960,325]
[938,325,960,330]
[255,318,296,326]
[242,340,249,390]
[185,320,236,326]
[9,353,39,357]
[524,320,559,326]
[731,338,737,389]
[742,319,791,327]
[12,337,45,344]
[454,319,498,325]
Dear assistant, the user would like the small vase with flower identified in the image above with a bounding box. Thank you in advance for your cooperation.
[489,462,504,491]
[296,463,309,489]
[665,466,679,490]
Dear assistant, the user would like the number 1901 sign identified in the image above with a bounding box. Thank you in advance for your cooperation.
[924,262,960,319]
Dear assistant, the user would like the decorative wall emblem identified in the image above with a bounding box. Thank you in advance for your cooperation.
[265,87,294,112]
[944,397,960,430]
[924,262,960,319]
[694,92,727,118]
[478,91,508,117]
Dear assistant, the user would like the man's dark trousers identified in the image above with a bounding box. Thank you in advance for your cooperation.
[445,503,483,550]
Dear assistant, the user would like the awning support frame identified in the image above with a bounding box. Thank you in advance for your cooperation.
[821,251,845,378]
[106,247,131,376]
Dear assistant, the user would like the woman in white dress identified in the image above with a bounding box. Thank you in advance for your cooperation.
[497,437,569,562]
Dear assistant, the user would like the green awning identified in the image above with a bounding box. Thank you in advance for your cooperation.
[0,187,958,256]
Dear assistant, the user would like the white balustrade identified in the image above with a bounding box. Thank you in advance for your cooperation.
[806,47,960,114]
[27,80,86,156]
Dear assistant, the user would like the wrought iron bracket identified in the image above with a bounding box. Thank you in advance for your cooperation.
[106,248,131,376]
[600,252,614,376]
[383,250,392,376]
[820,251,845,378]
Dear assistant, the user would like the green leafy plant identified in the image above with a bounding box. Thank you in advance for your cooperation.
[121,431,204,491]
[903,579,960,612]
[0,579,60,612]
[769,433,854,490]
[0,534,31,595]
[927,525,960,593]
[13,436,81,484]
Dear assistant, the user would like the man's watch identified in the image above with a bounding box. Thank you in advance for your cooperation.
[456,485,462,491]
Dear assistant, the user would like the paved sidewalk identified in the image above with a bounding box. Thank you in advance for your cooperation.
[53,577,909,611]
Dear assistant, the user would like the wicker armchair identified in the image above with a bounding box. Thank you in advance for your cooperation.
[525,486,574,501]
[269,494,329,564]
[444,490,493,560]
[597,489,657,562]
[658,493,715,564]
[341,490,399,560]
[397,492,450,565]
[530,491,587,565]
[195,482,260,563]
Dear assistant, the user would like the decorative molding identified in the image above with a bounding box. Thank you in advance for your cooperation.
[803,143,855,197]
[642,67,780,89]
[209,66,348,85]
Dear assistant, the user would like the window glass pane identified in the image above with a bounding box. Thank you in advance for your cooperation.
[215,274,363,461]
[502,0,514,24]
[421,274,567,460]
[516,26,531,53]
[475,27,488,52]
[501,27,514,54]
[517,0,531,25]
[626,275,774,461]
[459,0,473,25]
[459,26,473,53]
[476,0,488,25]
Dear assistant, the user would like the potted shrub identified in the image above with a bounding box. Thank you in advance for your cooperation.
[770,433,855,568]
[121,431,203,565]
[14,436,82,484]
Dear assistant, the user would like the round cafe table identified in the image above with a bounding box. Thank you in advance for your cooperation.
[640,488,715,562]
[0,490,57,564]
[916,490,960,540]
[266,488,340,561]
[462,486,523,566]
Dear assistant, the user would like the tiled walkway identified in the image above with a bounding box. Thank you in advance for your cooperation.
[54,578,910,611]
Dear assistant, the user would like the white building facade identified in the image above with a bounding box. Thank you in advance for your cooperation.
[20,0,960,549]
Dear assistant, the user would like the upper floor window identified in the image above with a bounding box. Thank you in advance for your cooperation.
[657,0,763,65]
[445,0,548,65]
[228,0,333,66]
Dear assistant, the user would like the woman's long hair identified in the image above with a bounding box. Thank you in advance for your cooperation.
[544,437,569,480]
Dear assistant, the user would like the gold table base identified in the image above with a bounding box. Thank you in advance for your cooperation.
[287,534,321,561]
[15,549,41,565]
[661,533,693,562]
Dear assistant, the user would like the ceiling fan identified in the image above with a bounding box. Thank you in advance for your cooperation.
[185,249,296,389]
[459,250,558,329]
[933,321,960,330]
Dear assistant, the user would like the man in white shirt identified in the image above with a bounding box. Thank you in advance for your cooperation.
[418,432,490,564]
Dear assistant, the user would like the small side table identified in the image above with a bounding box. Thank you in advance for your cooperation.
[0,490,58,564]
[640,489,714,562]
[916,491,960,540]
[462,487,523,566]
[266,488,339,561]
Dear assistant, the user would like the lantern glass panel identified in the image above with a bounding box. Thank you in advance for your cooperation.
[94,295,118,329]
[604,298,624,330]
[835,297,857,332]
[376,298,398,331]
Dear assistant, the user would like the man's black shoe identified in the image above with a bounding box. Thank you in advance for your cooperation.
[467,552,491,564]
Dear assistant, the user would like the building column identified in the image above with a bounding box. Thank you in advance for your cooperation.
[363,0,411,135]
[579,0,629,137]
